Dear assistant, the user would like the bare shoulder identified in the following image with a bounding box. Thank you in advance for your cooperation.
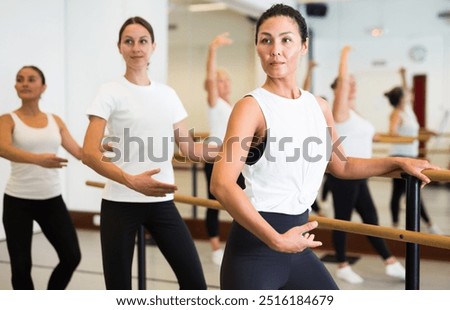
[232,95,264,121]
[51,114,67,130]
[0,113,14,125]
[315,95,334,124]
[315,95,329,109]
[228,95,265,135]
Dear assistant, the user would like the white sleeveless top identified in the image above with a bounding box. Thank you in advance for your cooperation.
[207,97,232,146]
[335,110,375,158]
[242,88,330,215]
[390,105,419,157]
[5,113,62,199]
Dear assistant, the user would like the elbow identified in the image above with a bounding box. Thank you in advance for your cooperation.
[81,149,96,168]
[77,147,84,162]
[210,176,225,201]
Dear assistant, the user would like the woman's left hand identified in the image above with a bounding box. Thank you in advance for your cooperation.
[397,157,441,188]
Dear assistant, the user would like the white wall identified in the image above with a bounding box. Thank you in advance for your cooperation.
[0,0,169,240]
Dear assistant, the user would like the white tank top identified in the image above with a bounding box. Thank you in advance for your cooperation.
[207,97,232,145]
[242,88,330,215]
[5,113,62,199]
[335,110,375,158]
[390,105,419,157]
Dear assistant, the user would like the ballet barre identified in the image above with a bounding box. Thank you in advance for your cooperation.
[86,168,450,290]
[85,180,450,250]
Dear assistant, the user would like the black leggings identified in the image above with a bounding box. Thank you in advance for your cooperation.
[326,175,392,263]
[100,199,206,290]
[203,162,245,237]
[2,194,81,290]
[390,178,430,225]
[220,211,338,290]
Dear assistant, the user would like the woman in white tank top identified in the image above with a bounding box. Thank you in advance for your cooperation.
[385,67,441,234]
[210,4,438,290]
[0,66,83,289]
[203,33,245,265]
[328,46,405,285]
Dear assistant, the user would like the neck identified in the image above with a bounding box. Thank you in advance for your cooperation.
[124,68,150,86]
[263,78,300,99]
[19,101,41,115]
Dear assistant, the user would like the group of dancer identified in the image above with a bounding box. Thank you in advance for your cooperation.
[0,4,440,290]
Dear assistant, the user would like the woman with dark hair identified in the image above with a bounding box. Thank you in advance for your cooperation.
[210,4,436,290]
[385,67,441,234]
[0,65,82,289]
[82,16,210,289]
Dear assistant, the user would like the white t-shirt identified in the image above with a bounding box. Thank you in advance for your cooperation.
[86,77,187,202]
[335,110,375,158]
[5,113,62,199]
[242,88,330,215]
[207,97,232,145]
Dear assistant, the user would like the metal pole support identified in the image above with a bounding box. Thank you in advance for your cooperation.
[192,162,198,218]
[137,225,146,290]
[401,173,421,290]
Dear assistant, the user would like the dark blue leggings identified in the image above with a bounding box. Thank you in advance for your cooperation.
[100,199,206,290]
[2,194,81,290]
[220,211,338,290]
[326,175,392,262]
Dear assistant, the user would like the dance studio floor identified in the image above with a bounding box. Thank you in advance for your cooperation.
[0,169,449,290]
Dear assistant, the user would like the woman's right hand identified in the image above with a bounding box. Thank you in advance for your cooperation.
[125,168,178,197]
[210,32,233,50]
[271,221,323,253]
[36,153,68,168]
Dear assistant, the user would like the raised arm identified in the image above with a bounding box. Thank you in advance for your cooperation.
[399,67,408,91]
[82,115,177,197]
[302,59,317,91]
[332,45,352,123]
[0,114,68,168]
[205,33,232,107]
[210,97,321,253]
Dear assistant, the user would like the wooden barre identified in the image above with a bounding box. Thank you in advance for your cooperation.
[376,132,450,143]
[85,180,450,250]
[375,135,416,144]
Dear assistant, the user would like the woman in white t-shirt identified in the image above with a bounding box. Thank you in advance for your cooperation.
[82,17,213,290]
[0,66,82,289]
[210,4,437,290]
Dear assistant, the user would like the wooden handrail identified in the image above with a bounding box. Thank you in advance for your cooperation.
[85,177,450,250]
[375,132,450,143]
[375,135,416,144]
[422,169,450,182]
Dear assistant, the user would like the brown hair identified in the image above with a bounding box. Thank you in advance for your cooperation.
[20,65,46,85]
[118,16,155,45]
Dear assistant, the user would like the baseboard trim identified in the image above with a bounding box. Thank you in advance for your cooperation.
[70,211,449,262]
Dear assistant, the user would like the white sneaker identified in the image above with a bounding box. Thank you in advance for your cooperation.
[335,266,364,284]
[211,249,224,266]
[385,261,405,280]
[427,224,443,235]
